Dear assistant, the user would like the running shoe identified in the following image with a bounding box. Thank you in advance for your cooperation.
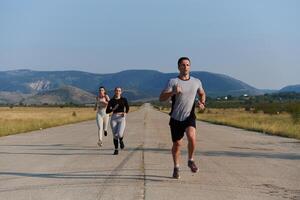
[113,149,119,155]
[97,140,103,147]
[120,140,125,149]
[188,160,199,173]
[172,167,180,179]
[104,131,108,136]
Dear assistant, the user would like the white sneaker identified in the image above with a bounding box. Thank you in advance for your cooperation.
[97,140,103,147]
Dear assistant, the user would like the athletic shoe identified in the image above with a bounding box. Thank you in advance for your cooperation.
[113,149,119,155]
[104,131,107,136]
[120,140,125,149]
[188,160,198,173]
[97,140,103,147]
[172,167,180,179]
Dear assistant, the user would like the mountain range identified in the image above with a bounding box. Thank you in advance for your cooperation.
[0,69,298,105]
[279,84,300,93]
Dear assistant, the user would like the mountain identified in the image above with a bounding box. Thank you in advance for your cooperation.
[0,92,29,105]
[0,69,103,94]
[260,89,279,94]
[0,69,264,104]
[279,84,300,93]
[191,71,262,97]
[23,85,96,105]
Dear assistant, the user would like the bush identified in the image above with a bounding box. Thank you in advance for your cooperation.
[244,106,251,112]
[72,111,77,117]
[254,103,283,115]
[286,103,300,123]
[197,108,205,114]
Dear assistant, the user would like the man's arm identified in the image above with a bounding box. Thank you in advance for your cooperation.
[159,83,182,102]
[197,88,206,109]
[159,90,173,102]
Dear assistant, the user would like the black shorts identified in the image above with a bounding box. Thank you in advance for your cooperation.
[169,116,196,142]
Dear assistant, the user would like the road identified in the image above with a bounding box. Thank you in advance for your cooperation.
[0,104,299,200]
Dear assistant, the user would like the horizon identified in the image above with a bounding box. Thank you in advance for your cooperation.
[0,67,298,90]
[1,0,299,89]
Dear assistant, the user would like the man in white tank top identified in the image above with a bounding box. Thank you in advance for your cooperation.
[159,57,206,179]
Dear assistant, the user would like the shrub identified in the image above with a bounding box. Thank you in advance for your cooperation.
[197,108,205,114]
[244,106,251,112]
[254,103,283,115]
[72,111,77,117]
[286,103,300,123]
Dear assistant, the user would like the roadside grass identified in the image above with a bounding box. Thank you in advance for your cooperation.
[0,106,140,137]
[155,106,300,140]
[197,108,300,139]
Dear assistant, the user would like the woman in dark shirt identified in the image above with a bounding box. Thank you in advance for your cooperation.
[106,87,129,155]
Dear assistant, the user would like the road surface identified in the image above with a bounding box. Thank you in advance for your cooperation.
[0,104,299,200]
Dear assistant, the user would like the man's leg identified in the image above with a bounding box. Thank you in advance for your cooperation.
[186,126,199,172]
[172,139,182,179]
[186,126,196,160]
[172,139,183,167]
[169,118,184,178]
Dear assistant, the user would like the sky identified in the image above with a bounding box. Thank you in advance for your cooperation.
[0,0,299,89]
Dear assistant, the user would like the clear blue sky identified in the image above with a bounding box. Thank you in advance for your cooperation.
[0,0,299,89]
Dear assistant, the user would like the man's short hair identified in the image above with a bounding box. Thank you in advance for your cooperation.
[177,57,191,67]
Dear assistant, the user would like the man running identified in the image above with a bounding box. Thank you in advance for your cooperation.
[159,57,206,179]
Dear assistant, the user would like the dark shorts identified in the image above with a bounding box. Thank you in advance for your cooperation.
[169,116,196,142]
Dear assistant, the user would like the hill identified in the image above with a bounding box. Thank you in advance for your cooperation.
[23,85,96,105]
[0,69,266,104]
[279,84,300,93]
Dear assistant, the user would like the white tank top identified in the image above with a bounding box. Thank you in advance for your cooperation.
[96,96,109,116]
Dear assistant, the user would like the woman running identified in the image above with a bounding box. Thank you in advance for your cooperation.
[94,86,110,147]
[106,87,129,155]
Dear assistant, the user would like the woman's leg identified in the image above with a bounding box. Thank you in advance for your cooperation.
[96,114,104,140]
[118,116,126,149]
[96,113,104,146]
[103,114,109,136]
[110,115,119,154]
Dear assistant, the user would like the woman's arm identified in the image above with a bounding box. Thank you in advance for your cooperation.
[100,96,109,106]
[94,97,98,111]
[124,98,129,113]
[106,100,113,114]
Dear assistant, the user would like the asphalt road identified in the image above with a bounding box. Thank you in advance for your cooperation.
[0,104,299,200]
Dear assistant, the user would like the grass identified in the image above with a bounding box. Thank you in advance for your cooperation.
[155,106,300,140]
[196,108,300,140]
[0,106,140,137]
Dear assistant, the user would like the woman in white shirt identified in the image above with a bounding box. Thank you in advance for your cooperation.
[94,86,110,147]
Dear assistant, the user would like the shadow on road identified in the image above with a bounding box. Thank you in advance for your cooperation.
[0,171,172,182]
[1,144,299,160]
[201,151,300,160]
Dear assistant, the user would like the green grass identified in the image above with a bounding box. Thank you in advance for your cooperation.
[155,106,300,140]
[197,108,300,139]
